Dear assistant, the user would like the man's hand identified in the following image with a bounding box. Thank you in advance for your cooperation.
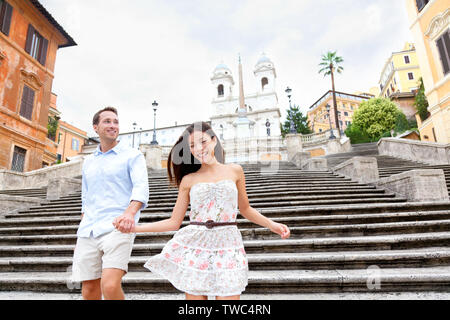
[112,201,143,233]
[113,212,135,233]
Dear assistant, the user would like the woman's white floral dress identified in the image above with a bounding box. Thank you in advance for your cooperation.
[144,179,248,296]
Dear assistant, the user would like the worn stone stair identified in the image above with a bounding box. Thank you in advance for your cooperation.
[1,159,450,295]
[325,142,450,196]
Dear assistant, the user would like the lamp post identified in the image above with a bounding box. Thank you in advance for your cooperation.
[151,100,158,145]
[326,104,336,139]
[285,87,296,133]
[265,119,271,136]
[132,122,137,148]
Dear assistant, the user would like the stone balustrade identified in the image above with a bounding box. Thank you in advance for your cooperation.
[378,138,450,165]
[0,158,84,190]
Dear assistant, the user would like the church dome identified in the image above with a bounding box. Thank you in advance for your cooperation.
[214,62,232,74]
[255,53,273,67]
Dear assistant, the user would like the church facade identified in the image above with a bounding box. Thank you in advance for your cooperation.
[209,54,282,140]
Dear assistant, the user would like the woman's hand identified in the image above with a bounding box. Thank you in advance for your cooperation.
[269,221,290,239]
[112,219,135,233]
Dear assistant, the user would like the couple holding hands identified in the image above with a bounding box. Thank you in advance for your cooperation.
[71,107,290,300]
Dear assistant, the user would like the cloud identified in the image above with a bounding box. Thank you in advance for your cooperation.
[41,0,414,137]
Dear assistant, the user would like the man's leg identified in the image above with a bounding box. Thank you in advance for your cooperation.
[82,279,102,300]
[72,236,103,300]
[101,268,126,300]
[99,229,136,300]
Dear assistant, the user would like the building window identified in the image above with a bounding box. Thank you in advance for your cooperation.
[261,77,268,90]
[404,55,410,64]
[71,138,79,151]
[19,84,35,120]
[24,24,48,66]
[408,72,414,80]
[0,0,13,36]
[11,146,26,172]
[436,30,450,76]
[217,84,224,97]
[415,0,429,12]
[344,112,348,116]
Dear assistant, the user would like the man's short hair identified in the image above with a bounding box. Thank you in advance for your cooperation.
[92,107,118,125]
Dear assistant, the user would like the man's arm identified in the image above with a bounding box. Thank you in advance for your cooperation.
[81,161,88,221]
[114,152,149,233]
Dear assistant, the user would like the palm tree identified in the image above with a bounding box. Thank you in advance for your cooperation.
[319,51,344,136]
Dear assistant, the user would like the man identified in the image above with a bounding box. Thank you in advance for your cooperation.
[71,107,149,300]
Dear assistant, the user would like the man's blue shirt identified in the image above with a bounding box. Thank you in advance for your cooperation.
[78,141,149,238]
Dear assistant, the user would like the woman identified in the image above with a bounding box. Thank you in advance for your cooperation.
[115,121,290,300]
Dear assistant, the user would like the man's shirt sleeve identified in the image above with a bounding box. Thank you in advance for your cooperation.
[81,160,88,214]
[128,152,149,209]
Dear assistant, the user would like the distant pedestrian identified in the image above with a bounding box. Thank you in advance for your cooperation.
[115,121,289,300]
[72,106,149,300]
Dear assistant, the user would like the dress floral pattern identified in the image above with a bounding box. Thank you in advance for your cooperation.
[144,179,248,296]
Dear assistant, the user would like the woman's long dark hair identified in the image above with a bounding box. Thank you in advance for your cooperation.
[167,121,225,188]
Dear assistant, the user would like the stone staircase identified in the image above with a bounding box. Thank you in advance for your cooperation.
[0,187,47,199]
[325,142,450,196]
[1,159,450,295]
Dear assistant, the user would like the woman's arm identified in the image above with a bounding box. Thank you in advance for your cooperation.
[116,176,191,233]
[234,164,290,239]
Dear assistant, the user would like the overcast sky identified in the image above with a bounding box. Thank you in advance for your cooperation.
[40,0,413,137]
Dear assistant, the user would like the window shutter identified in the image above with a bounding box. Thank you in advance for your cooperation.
[20,85,35,120]
[38,37,48,66]
[437,34,450,75]
[25,24,34,54]
[0,1,12,36]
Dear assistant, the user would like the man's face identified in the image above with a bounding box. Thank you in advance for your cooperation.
[94,111,119,142]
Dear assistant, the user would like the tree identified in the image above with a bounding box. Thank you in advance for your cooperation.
[318,51,344,135]
[352,98,402,140]
[344,123,372,144]
[47,115,59,141]
[281,104,312,138]
[414,77,430,121]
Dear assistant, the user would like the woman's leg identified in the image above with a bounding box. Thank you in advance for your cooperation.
[216,295,240,300]
[185,293,208,300]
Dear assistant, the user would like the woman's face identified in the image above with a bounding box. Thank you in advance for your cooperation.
[189,130,217,164]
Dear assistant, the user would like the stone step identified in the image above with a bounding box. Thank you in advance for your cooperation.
[3,267,450,293]
[22,191,394,210]
[4,291,450,300]
[41,189,387,206]
[2,209,450,230]
[5,201,450,224]
[5,197,406,218]
[2,219,450,245]
[1,247,450,273]
[2,232,450,258]
[56,185,380,200]
[9,196,407,218]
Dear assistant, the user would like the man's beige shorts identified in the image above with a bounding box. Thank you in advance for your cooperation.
[71,229,136,282]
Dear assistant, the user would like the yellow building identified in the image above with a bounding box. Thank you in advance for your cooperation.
[378,42,422,99]
[307,90,374,134]
[56,120,88,163]
[405,1,450,143]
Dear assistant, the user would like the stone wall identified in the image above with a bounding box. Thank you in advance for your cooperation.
[377,169,449,202]
[0,195,45,216]
[378,138,450,165]
[0,158,83,190]
[332,157,379,184]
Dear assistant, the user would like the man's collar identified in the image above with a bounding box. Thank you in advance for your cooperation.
[94,140,123,156]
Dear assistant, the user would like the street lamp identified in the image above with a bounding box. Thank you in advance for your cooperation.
[132,122,137,148]
[265,119,271,137]
[285,87,296,133]
[326,104,336,139]
[151,100,158,145]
